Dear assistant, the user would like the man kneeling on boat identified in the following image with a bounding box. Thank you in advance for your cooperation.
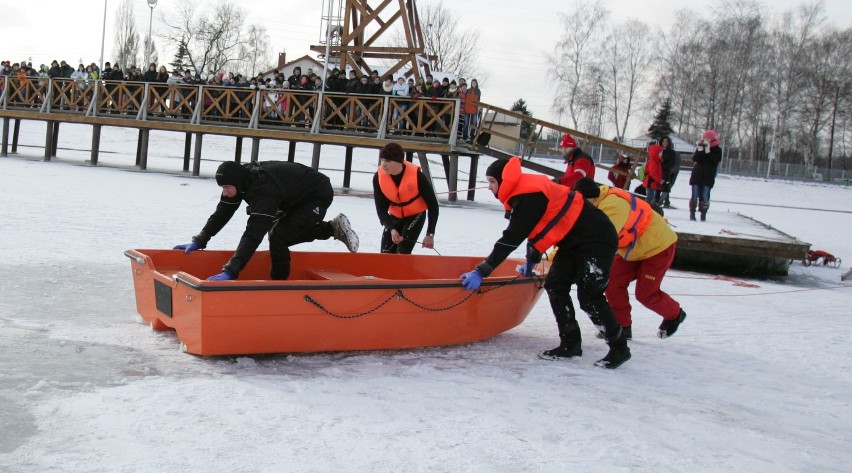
[174,160,359,280]
[458,157,631,369]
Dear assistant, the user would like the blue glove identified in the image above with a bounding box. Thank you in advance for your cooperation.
[206,270,233,281]
[460,269,483,290]
[517,261,536,276]
[173,242,200,254]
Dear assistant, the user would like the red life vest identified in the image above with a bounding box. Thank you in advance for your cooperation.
[377,161,428,218]
[497,157,584,253]
[603,186,652,256]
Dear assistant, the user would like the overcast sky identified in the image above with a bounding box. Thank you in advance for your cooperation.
[3,0,851,136]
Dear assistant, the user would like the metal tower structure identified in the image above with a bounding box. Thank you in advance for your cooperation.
[311,0,433,81]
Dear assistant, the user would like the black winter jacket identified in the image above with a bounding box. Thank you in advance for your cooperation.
[478,192,617,275]
[689,145,722,187]
[192,161,333,277]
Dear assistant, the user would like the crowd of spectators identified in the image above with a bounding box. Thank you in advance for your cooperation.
[2,59,482,139]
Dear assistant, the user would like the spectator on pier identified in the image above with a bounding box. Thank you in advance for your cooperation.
[372,143,439,254]
[461,78,480,140]
[156,65,169,83]
[287,66,302,88]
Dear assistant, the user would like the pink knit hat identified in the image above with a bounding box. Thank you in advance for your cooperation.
[703,129,720,147]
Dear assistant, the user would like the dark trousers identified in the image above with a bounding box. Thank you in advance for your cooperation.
[381,212,426,254]
[268,196,334,279]
[544,246,621,340]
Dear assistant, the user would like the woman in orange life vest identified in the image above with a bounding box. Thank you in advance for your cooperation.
[573,178,687,340]
[372,143,439,254]
[459,157,631,369]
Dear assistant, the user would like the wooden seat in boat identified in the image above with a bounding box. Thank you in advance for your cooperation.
[304,269,362,281]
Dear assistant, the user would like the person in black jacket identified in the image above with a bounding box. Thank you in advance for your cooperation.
[459,157,630,369]
[689,129,723,221]
[174,161,359,280]
[372,143,439,254]
[658,136,678,208]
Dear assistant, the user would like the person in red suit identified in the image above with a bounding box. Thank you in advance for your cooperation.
[554,133,596,188]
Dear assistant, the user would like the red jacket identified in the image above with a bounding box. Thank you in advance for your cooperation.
[643,144,664,191]
[556,149,596,188]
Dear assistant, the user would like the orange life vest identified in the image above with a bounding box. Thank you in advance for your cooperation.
[377,161,428,218]
[497,157,584,253]
[602,186,652,256]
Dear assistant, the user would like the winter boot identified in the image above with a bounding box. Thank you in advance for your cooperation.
[539,322,582,361]
[596,326,631,340]
[699,201,709,221]
[689,199,697,221]
[331,214,359,253]
[658,309,687,339]
[595,328,631,369]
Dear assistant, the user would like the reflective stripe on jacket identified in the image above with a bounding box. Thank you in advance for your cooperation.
[601,186,652,258]
[594,185,677,261]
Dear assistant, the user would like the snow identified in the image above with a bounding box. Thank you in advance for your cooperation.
[1,122,851,472]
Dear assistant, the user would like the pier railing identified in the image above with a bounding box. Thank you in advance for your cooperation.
[0,76,459,146]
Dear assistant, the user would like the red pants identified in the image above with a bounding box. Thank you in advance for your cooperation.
[606,244,681,328]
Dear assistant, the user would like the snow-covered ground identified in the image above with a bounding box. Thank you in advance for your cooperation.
[1,122,851,472]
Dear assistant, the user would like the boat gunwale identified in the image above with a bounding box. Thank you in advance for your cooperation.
[173,273,543,292]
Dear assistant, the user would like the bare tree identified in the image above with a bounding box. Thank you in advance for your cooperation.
[600,20,655,141]
[419,1,483,80]
[548,0,609,131]
[237,25,271,78]
[767,3,825,162]
[112,0,140,70]
[160,0,252,76]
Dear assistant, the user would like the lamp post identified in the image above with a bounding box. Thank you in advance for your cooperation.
[146,0,158,66]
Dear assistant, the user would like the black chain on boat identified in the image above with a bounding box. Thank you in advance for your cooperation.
[303,274,543,319]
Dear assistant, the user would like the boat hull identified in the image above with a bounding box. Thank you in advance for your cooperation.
[125,249,545,356]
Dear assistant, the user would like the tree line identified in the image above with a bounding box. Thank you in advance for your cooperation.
[548,0,851,170]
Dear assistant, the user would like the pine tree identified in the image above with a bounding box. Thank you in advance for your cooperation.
[647,98,675,141]
[169,39,189,74]
[511,99,534,141]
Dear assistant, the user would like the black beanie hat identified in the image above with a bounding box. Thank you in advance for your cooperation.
[215,161,250,189]
[573,177,601,199]
[379,142,405,163]
[485,159,509,184]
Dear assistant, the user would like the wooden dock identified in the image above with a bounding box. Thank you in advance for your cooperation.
[667,209,810,276]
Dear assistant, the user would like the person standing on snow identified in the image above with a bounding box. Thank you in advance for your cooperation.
[458,157,631,369]
[658,136,679,208]
[690,129,722,221]
[643,143,665,207]
[174,161,359,281]
[607,152,633,190]
[372,143,439,254]
[573,178,687,340]
[554,133,596,188]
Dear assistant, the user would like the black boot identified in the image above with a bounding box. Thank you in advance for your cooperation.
[658,309,687,339]
[539,321,582,361]
[699,201,709,221]
[689,199,697,221]
[595,328,631,369]
[596,325,630,340]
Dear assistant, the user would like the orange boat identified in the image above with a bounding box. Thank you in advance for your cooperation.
[124,249,546,356]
